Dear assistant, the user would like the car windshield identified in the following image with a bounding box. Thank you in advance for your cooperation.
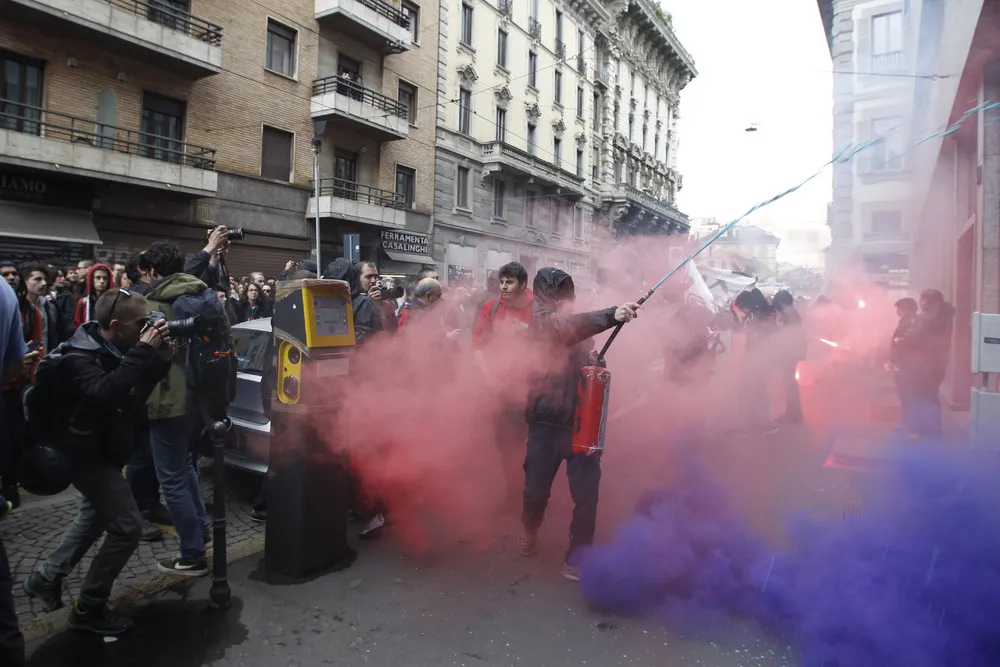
[233,329,270,374]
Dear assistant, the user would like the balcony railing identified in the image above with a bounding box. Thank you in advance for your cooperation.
[871,50,902,74]
[576,54,586,76]
[529,17,542,40]
[348,0,411,28]
[483,141,584,184]
[555,39,566,59]
[312,76,408,119]
[314,177,405,208]
[498,0,512,17]
[110,0,223,45]
[0,100,217,169]
[623,184,684,222]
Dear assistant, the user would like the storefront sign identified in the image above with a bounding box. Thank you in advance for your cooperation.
[381,230,429,255]
[0,169,92,209]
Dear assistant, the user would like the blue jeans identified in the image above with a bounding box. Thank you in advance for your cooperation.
[149,415,210,561]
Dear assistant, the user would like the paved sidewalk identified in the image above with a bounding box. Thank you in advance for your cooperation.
[0,470,265,626]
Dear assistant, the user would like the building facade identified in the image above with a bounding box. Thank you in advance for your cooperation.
[431,0,694,287]
[0,0,437,280]
[816,0,914,293]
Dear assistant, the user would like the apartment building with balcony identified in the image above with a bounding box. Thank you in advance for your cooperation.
[592,0,695,244]
[432,0,608,285]
[816,0,914,293]
[310,0,440,275]
[0,0,437,278]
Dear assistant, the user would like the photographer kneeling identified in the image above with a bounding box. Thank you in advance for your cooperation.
[23,289,173,635]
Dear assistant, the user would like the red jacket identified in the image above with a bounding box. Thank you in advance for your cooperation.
[472,290,533,347]
[73,263,112,328]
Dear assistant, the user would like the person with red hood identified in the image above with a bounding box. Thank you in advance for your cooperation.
[472,262,533,347]
[73,263,112,328]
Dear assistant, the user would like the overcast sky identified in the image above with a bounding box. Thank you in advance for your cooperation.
[660,0,833,230]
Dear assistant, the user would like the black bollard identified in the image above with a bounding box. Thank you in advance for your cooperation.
[207,418,231,609]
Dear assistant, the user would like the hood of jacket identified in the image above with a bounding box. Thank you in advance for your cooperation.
[532,268,574,311]
[59,322,122,360]
[324,258,362,297]
[85,263,113,298]
[147,272,208,302]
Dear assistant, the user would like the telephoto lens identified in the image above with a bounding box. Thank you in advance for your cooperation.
[227,227,246,241]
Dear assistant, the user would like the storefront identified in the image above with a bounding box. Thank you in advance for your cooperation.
[0,167,100,267]
[378,229,435,280]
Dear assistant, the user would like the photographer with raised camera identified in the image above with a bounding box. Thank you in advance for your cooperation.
[184,225,244,291]
[144,241,234,577]
[23,289,173,635]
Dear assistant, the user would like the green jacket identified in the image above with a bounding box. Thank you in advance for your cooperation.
[145,273,233,421]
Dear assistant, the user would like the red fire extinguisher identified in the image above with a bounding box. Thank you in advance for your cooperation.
[572,352,612,456]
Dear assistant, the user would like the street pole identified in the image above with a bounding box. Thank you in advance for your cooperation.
[312,135,323,274]
[208,418,231,609]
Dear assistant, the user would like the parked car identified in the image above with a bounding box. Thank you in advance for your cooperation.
[225,317,272,474]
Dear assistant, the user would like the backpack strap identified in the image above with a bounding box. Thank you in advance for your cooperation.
[489,298,502,322]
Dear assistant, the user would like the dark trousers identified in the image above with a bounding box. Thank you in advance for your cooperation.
[125,427,160,514]
[0,417,24,665]
[897,367,943,437]
[0,390,25,507]
[521,423,602,563]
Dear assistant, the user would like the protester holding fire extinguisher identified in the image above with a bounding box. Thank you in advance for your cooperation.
[519,267,640,582]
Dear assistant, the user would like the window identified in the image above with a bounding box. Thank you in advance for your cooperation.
[460,3,474,46]
[555,9,563,41]
[528,52,538,88]
[0,52,44,134]
[576,86,584,119]
[493,180,506,218]
[576,149,584,177]
[573,208,584,239]
[141,92,185,164]
[871,210,902,234]
[456,166,470,209]
[872,11,903,56]
[458,87,471,134]
[871,117,903,170]
[398,80,418,124]
[396,165,416,208]
[552,137,561,167]
[578,29,584,59]
[495,107,507,142]
[147,0,188,31]
[260,126,293,181]
[265,18,297,78]
[591,147,600,182]
[642,126,647,151]
[402,1,419,43]
[525,190,536,226]
[530,0,539,20]
[527,124,537,155]
[654,134,660,159]
[628,114,634,141]
[497,28,508,69]
[554,70,562,105]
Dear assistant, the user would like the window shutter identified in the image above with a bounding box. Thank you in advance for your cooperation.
[261,127,292,182]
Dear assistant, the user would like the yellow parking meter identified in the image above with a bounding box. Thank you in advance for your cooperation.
[265,279,357,579]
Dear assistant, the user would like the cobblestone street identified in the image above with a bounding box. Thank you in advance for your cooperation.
[0,468,265,624]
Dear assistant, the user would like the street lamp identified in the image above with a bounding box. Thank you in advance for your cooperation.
[312,121,326,273]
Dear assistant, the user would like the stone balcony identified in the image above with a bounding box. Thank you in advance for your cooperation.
[311,76,409,141]
[0,100,218,197]
[7,0,223,78]
[308,177,407,229]
[315,0,411,52]
[481,141,586,199]
[607,183,689,235]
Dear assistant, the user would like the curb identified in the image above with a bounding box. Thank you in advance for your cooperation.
[21,533,265,643]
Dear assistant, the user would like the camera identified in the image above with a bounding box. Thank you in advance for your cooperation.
[146,310,200,338]
[376,280,403,300]
[226,227,246,242]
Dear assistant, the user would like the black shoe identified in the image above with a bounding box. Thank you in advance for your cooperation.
[140,519,163,542]
[144,503,173,526]
[68,603,134,636]
[250,509,266,523]
[23,573,64,612]
[157,557,208,577]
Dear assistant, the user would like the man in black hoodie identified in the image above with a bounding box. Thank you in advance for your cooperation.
[23,289,173,635]
[323,258,383,343]
[519,267,639,582]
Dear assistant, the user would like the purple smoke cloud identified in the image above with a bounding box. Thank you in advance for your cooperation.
[579,439,1000,667]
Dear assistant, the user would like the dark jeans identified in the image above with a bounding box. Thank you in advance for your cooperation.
[0,417,24,665]
[0,389,25,507]
[898,367,943,437]
[126,427,160,514]
[149,415,209,561]
[38,463,142,608]
[521,423,602,563]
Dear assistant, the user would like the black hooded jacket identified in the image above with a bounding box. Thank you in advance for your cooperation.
[526,268,618,429]
[30,323,171,467]
[896,301,956,381]
[324,258,382,342]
